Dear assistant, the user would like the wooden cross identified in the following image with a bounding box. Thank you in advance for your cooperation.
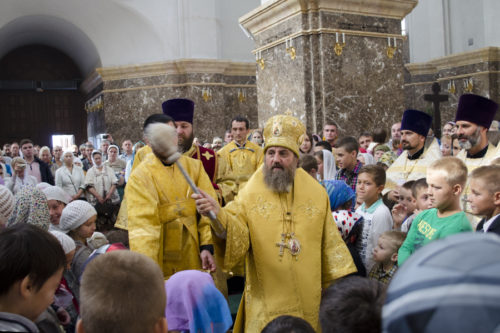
[424,82,448,139]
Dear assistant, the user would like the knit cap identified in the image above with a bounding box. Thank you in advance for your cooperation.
[50,230,76,254]
[43,186,70,205]
[87,231,109,250]
[59,200,97,233]
[0,185,15,226]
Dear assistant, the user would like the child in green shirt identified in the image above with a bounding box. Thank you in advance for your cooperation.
[398,157,472,265]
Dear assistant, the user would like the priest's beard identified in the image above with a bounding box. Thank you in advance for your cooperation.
[178,132,194,153]
[263,160,297,193]
[458,127,481,151]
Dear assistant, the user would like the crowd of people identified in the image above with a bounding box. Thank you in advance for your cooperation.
[0,93,500,333]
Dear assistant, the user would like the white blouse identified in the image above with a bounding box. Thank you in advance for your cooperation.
[84,165,119,205]
[55,165,85,197]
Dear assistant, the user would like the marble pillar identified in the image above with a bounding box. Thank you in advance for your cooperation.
[80,60,257,145]
[405,47,500,127]
[240,0,417,138]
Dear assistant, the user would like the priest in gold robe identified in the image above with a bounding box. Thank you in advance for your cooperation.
[193,114,356,332]
[454,94,499,215]
[384,109,441,195]
[126,122,217,278]
[216,116,263,204]
[114,114,175,230]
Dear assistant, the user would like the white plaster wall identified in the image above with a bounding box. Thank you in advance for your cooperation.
[0,0,257,77]
[406,0,500,63]
[405,0,446,63]
[482,0,500,48]
[216,0,260,61]
[448,0,484,54]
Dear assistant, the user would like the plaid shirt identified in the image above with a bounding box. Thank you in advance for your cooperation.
[368,263,398,285]
[335,161,362,191]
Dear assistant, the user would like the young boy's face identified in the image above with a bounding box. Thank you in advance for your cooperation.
[415,186,432,211]
[336,147,357,171]
[398,187,416,214]
[25,267,63,321]
[76,215,97,239]
[372,237,397,264]
[468,178,497,217]
[427,170,457,210]
[356,172,383,204]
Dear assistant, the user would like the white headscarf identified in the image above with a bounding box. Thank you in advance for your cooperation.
[322,149,337,181]
[359,153,375,165]
[61,149,74,162]
[91,150,103,168]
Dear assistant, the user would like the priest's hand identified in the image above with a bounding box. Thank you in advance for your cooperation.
[200,249,216,272]
[192,189,220,217]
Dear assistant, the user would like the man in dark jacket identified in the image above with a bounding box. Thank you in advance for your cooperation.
[20,139,54,185]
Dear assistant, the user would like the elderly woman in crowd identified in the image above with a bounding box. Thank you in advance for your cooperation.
[55,150,85,201]
[5,157,37,194]
[84,150,120,230]
[39,146,55,176]
[52,146,63,174]
[104,145,126,200]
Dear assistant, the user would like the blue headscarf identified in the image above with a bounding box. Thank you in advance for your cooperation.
[323,180,356,211]
[165,270,232,333]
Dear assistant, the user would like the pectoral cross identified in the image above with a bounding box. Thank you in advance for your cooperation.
[276,233,287,257]
[174,199,184,216]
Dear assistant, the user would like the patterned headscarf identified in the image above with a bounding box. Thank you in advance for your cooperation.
[165,270,232,333]
[7,185,50,230]
[333,210,363,241]
[378,151,397,168]
[323,180,356,211]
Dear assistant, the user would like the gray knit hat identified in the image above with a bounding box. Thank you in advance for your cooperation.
[0,185,15,226]
[59,200,97,233]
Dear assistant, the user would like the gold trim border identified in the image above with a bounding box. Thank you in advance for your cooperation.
[405,47,500,76]
[253,28,406,54]
[80,59,256,95]
[240,0,417,36]
[404,70,500,87]
[102,82,257,94]
[96,59,256,81]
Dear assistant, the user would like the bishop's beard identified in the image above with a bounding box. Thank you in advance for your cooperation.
[263,161,296,193]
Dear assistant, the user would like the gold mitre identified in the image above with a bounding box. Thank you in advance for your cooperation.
[263,111,306,156]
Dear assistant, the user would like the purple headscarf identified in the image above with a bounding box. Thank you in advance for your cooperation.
[165,270,232,333]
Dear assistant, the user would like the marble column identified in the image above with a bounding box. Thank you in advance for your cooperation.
[405,47,500,127]
[240,0,417,137]
[79,60,257,145]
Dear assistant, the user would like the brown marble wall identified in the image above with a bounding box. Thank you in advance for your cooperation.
[405,48,500,132]
[83,64,257,145]
[249,10,408,139]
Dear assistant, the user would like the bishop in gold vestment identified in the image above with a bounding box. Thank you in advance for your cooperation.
[127,149,217,278]
[194,114,356,332]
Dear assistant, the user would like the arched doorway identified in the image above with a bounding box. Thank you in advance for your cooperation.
[0,44,86,147]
